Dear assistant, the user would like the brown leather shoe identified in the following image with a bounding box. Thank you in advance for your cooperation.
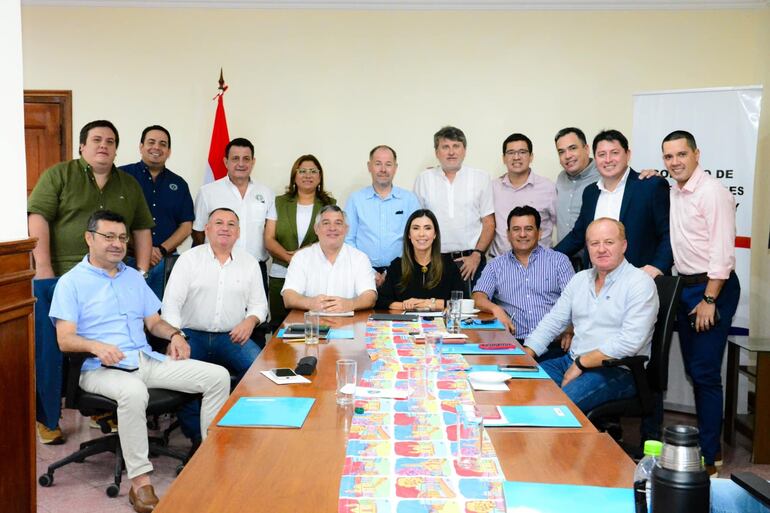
[129,484,159,513]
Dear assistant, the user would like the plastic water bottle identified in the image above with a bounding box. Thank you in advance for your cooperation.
[634,440,663,513]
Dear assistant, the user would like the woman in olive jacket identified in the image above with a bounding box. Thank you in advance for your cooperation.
[264,154,336,325]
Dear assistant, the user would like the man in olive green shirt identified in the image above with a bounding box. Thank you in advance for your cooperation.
[27,120,155,444]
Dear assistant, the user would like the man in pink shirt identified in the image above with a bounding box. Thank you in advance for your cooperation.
[664,130,740,476]
[488,133,557,256]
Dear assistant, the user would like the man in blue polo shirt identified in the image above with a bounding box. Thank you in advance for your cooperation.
[344,145,420,286]
[473,205,574,358]
[121,125,194,298]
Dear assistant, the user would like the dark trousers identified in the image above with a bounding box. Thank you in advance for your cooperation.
[677,272,740,464]
[446,250,487,298]
[34,277,63,429]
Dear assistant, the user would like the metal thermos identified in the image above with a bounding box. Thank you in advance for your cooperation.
[650,425,710,513]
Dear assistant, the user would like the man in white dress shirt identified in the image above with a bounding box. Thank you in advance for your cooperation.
[413,126,494,296]
[192,137,274,294]
[162,207,268,443]
[282,205,377,313]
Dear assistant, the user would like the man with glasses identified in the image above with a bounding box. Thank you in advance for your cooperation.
[283,205,377,313]
[193,137,274,296]
[413,126,494,296]
[489,133,557,256]
[28,119,155,445]
[345,145,420,286]
[120,125,194,299]
[162,207,268,448]
[50,210,229,513]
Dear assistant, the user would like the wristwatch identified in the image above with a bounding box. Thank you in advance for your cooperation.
[703,295,716,304]
[171,330,188,341]
[139,268,149,279]
[158,245,169,257]
[575,356,589,372]
[472,249,484,257]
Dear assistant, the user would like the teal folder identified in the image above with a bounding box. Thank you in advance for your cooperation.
[503,481,633,512]
[460,318,506,330]
[469,364,550,380]
[217,397,315,428]
[277,328,354,339]
[494,405,581,428]
[442,343,524,355]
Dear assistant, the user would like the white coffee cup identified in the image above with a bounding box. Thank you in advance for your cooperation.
[460,298,475,314]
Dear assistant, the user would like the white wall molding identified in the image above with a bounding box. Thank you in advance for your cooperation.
[20,0,770,11]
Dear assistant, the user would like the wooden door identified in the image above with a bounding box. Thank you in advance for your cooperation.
[23,91,72,195]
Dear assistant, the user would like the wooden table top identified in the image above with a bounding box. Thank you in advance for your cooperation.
[154,311,632,513]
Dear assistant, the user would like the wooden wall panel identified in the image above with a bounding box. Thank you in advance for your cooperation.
[0,239,37,513]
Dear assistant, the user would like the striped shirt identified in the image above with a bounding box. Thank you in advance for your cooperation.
[473,245,574,337]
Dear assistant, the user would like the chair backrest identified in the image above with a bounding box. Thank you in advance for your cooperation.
[646,275,683,392]
[61,352,91,409]
[162,253,180,290]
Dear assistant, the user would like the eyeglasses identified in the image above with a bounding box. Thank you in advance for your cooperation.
[297,168,320,175]
[504,149,530,157]
[89,230,129,243]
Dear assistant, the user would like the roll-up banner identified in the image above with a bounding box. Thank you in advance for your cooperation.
[632,85,762,413]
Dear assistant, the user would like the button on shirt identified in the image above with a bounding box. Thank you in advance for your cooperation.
[670,166,736,279]
[49,256,165,371]
[489,171,558,255]
[525,259,659,360]
[555,160,599,243]
[282,243,376,299]
[413,166,494,253]
[161,244,269,332]
[120,162,195,247]
[193,177,275,261]
[344,185,421,268]
[594,167,631,221]
[473,246,574,338]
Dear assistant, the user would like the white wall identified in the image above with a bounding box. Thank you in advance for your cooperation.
[1,0,29,243]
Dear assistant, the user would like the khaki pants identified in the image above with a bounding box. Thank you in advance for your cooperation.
[79,353,230,479]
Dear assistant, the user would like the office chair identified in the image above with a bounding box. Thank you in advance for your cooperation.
[38,352,200,497]
[586,276,683,430]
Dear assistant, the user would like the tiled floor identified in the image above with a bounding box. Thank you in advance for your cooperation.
[37,409,769,512]
[36,410,190,513]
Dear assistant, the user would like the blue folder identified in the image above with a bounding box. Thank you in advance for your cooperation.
[442,343,524,355]
[503,481,633,513]
[469,364,550,380]
[217,397,315,428]
[493,405,581,428]
[277,328,354,339]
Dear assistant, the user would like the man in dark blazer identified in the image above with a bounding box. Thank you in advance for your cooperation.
[555,129,673,278]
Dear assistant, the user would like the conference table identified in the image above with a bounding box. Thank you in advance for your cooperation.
[154,311,635,512]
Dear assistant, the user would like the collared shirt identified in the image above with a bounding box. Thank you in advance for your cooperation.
[473,245,574,338]
[413,165,494,253]
[670,166,736,279]
[27,158,155,276]
[120,161,195,247]
[555,160,600,243]
[49,256,165,371]
[161,244,269,332]
[193,176,275,261]
[594,167,631,221]
[489,171,558,255]
[282,243,376,299]
[344,185,421,267]
[525,259,658,360]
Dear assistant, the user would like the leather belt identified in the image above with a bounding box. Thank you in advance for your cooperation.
[679,273,709,286]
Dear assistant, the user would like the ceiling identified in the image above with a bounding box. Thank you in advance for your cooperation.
[20,0,770,10]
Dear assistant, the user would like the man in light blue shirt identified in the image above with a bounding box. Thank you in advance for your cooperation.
[344,145,420,286]
[524,217,659,412]
[49,210,229,512]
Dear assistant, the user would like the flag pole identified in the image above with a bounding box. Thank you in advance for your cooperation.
[214,68,228,99]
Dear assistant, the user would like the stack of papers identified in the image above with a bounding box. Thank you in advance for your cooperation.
[503,481,632,513]
[260,370,311,385]
[217,397,315,428]
[470,364,550,380]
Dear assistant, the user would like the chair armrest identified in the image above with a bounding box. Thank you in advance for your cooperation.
[62,352,93,409]
[602,355,654,414]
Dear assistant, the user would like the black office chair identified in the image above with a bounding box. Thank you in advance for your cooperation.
[586,276,683,427]
[38,352,200,497]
